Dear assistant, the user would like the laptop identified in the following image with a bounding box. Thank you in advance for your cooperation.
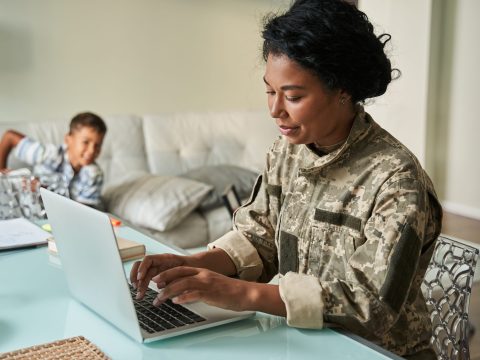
[40,188,254,343]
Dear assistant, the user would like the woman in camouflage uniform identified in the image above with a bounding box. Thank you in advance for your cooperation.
[132,0,442,358]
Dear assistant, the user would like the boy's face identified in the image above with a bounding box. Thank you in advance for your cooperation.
[65,126,105,172]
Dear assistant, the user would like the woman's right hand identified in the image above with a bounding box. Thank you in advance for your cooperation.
[130,253,188,300]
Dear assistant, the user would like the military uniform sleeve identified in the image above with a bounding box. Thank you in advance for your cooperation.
[208,151,279,283]
[279,176,433,336]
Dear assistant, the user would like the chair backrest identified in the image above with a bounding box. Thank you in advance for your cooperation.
[421,235,479,360]
[0,173,69,220]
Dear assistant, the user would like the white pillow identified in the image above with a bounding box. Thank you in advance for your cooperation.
[103,174,212,232]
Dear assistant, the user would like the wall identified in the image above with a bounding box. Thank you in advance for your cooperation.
[358,0,432,165]
[431,0,480,219]
[0,0,288,123]
[360,0,480,219]
[1,0,433,160]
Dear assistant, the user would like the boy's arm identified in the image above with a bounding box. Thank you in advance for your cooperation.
[0,130,25,170]
[71,166,104,208]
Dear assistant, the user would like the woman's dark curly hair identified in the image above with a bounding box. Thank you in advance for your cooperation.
[262,0,396,103]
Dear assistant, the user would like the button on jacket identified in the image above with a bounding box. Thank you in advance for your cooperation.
[209,107,442,357]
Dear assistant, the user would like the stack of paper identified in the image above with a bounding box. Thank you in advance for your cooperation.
[0,218,51,250]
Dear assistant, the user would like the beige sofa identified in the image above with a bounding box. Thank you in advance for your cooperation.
[0,110,278,250]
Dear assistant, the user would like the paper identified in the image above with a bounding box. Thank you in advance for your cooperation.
[0,218,51,250]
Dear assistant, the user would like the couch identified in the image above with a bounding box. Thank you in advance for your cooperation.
[0,110,278,250]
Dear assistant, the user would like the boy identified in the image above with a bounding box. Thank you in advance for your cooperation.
[0,112,107,208]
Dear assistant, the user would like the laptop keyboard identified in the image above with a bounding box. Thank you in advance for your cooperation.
[129,284,206,333]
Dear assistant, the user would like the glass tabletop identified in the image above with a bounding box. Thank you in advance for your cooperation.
[0,224,402,360]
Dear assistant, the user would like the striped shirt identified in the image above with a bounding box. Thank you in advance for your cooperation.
[14,137,104,207]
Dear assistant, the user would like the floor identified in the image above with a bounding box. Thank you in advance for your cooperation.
[442,212,480,360]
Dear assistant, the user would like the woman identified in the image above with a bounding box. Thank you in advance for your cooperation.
[131,0,442,358]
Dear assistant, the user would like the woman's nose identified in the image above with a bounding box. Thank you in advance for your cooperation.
[269,96,286,119]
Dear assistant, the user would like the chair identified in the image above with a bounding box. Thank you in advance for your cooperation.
[221,184,242,218]
[422,235,479,360]
[0,173,69,220]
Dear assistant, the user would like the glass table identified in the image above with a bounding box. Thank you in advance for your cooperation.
[0,224,403,360]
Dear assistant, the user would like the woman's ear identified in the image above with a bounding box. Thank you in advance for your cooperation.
[338,89,352,105]
[64,133,71,146]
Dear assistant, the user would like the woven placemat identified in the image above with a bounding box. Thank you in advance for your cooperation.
[0,336,110,359]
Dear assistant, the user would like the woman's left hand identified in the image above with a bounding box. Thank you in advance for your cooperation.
[151,266,254,312]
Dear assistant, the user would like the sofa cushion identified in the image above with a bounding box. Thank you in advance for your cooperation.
[103,174,212,232]
[142,110,278,176]
[201,206,234,242]
[96,115,149,188]
[136,211,208,249]
[181,165,258,211]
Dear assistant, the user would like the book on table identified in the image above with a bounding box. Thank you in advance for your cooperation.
[48,235,146,262]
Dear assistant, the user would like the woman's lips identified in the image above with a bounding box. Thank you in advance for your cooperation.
[279,125,299,136]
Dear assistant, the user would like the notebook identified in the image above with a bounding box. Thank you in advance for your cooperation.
[0,217,50,250]
[47,235,146,262]
[40,188,254,343]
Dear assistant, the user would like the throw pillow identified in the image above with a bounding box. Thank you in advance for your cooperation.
[180,165,258,211]
[103,174,212,232]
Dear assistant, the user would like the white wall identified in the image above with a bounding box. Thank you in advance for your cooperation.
[360,0,480,219]
[0,0,288,123]
[1,0,433,160]
[358,0,432,165]
[436,0,480,218]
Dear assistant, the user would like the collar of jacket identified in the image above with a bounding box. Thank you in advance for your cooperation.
[298,105,374,175]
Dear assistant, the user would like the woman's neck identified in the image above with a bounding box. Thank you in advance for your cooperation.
[314,105,356,148]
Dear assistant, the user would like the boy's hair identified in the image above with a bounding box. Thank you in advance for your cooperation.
[69,112,107,135]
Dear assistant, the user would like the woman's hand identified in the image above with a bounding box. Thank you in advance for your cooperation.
[130,248,237,301]
[151,266,254,312]
[131,249,287,316]
[130,253,187,300]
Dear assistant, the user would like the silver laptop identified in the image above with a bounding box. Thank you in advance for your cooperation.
[40,188,254,343]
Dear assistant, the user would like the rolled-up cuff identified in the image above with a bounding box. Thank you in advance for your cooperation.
[279,271,325,329]
[208,230,263,281]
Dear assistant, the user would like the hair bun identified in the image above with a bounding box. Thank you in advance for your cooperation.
[262,0,398,103]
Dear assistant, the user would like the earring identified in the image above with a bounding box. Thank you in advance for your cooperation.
[340,97,346,105]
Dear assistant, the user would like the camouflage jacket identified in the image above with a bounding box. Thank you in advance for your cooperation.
[209,107,442,357]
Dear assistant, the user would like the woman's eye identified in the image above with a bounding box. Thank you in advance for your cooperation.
[266,91,275,95]
[286,96,301,102]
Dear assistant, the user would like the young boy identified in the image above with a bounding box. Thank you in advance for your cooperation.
[0,112,107,208]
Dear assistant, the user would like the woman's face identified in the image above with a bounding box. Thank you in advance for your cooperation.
[264,54,353,146]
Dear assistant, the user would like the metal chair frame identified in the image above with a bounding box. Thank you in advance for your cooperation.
[422,235,479,360]
[0,173,69,220]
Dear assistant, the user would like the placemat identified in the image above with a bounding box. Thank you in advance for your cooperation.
[0,336,110,359]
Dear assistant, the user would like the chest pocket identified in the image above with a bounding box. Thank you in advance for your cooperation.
[306,209,362,280]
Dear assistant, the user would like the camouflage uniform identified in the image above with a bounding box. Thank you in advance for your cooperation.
[209,107,442,358]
